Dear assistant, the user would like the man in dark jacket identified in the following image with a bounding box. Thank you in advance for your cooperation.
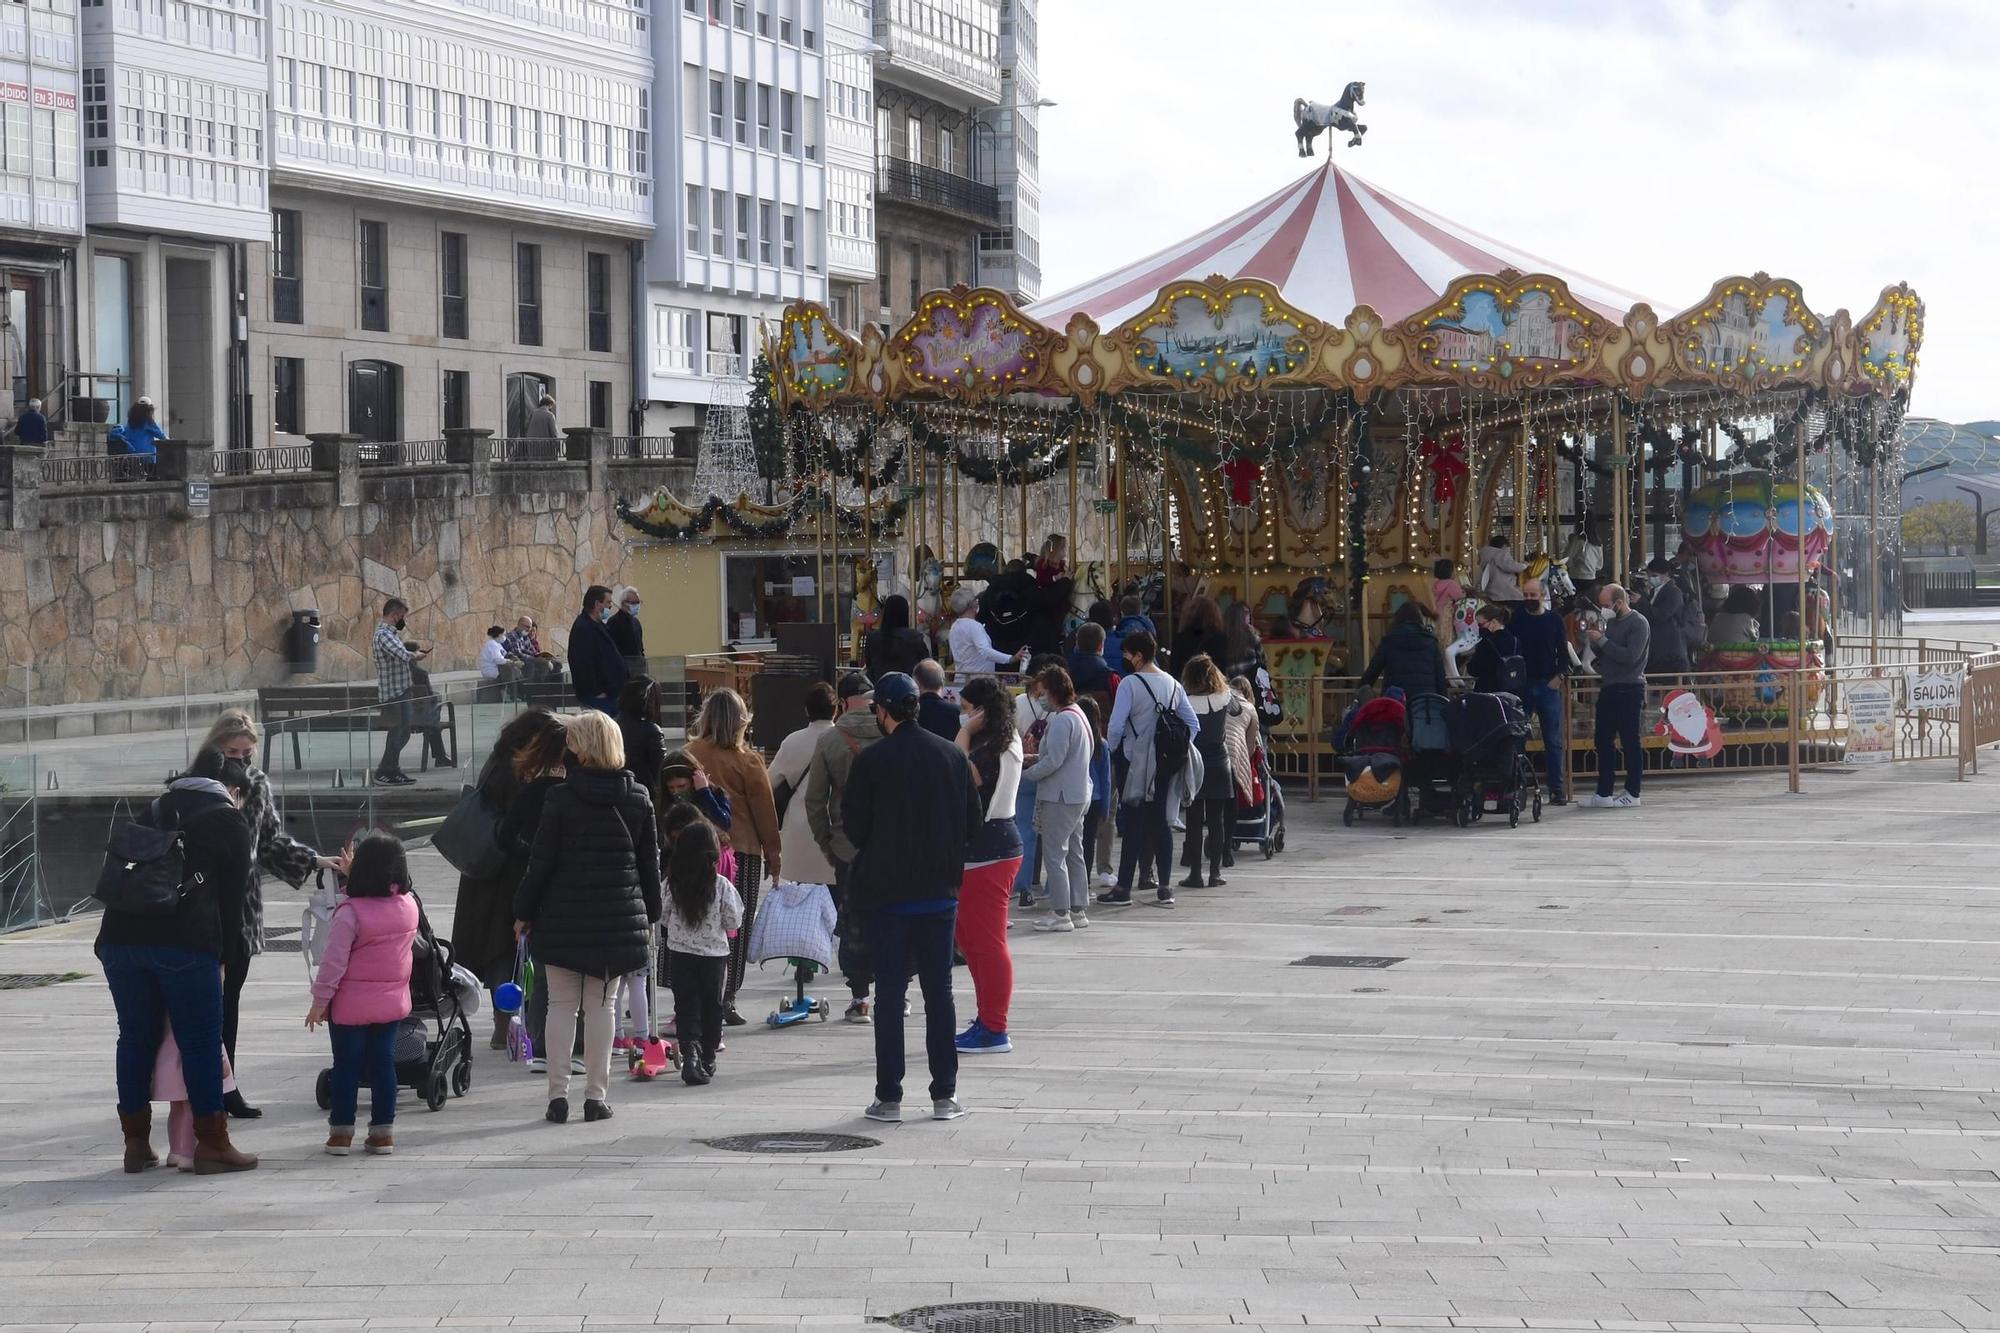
[913,659,960,741]
[567,584,628,715]
[1636,558,1690,676]
[1509,583,1573,804]
[841,671,982,1125]
[606,585,645,668]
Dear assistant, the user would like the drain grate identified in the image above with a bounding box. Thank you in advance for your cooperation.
[0,972,85,990]
[879,1302,1128,1333]
[1292,955,1405,969]
[701,1131,880,1154]
[263,939,302,953]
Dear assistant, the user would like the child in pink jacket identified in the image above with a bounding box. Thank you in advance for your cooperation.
[308,834,420,1157]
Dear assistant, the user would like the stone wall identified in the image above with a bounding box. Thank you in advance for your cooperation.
[0,439,688,704]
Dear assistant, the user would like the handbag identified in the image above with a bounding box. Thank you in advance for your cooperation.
[434,782,509,879]
[93,798,201,917]
[771,776,795,824]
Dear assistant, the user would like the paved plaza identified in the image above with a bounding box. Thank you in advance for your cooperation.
[2,758,1999,1333]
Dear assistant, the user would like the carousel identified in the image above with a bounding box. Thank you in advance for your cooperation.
[625,158,1921,768]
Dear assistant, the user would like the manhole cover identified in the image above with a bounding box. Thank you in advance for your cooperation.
[0,972,84,990]
[879,1302,1127,1333]
[1292,955,1405,969]
[701,1131,880,1154]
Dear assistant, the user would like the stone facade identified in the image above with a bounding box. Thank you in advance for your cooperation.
[0,442,687,705]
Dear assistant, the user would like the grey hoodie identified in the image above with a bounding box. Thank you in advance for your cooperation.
[1595,608,1652,687]
[804,708,884,867]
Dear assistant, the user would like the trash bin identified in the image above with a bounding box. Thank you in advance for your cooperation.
[286,609,321,675]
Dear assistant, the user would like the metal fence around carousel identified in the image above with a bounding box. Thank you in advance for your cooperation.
[1256,639,2000,801]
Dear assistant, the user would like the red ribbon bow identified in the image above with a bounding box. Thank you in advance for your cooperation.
[1223,457,1262,507]
[1418,435,1468,504]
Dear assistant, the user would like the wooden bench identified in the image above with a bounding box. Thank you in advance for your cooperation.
[256,684,458,773]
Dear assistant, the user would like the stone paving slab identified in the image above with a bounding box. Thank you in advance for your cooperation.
[5,761,2000,1330]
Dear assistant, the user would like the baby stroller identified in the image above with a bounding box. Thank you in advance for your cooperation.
[1339,692,1409,826]
[746,880,838,1027]
[311,885,476,1113]
[1230,741,1287,859]
[1404,693,1462,824]
[1448,691,1541,828]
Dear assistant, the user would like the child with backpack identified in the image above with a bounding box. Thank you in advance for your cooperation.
[307,834,420,1156]
[663,820,743,1086]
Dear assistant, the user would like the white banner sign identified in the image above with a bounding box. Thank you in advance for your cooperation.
[1908,670,1962,713]
[1845,677,1897,764]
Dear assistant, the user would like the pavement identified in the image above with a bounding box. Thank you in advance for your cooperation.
[3,758,2000,1333]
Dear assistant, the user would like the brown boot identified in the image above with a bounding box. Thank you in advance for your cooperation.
[490,1008,511,1050]
[191,1112,258,1174]
[118,1109,158,1174]
[324,1127,354,1156]
[364,1127,394,1155]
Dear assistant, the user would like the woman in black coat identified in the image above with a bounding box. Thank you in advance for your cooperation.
[512,711,661,1124]
[617,676,668,796]
[1360,602,1452,699]
[97,748,259,1175]
[864,594,931,683]
[453,708,565,1048]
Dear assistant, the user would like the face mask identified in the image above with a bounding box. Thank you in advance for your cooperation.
[599,604,614,622]
[624,603,641,619]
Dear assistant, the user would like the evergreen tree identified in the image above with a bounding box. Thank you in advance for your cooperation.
[748,351,785,487]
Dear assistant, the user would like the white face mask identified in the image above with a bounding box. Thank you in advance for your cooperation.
[624,602,641,619]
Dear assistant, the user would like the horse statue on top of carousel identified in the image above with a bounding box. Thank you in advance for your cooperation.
[1294,82,1367,155]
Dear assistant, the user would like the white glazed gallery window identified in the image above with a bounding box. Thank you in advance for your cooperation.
[656,305,697,374]
[685,183,701,251]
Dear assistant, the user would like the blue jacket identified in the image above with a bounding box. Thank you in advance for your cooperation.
[1104,614,1155,666]
[109,420,166,460]
[14,409,48,445]
[1087,733,1111,813]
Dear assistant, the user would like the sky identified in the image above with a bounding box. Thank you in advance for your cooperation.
[1035,0,1998,422]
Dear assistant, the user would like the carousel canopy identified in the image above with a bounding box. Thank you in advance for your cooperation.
[1030,163,1661,331]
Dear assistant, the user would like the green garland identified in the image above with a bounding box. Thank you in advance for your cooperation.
[899,405,1082,484]
[617,488,912,545]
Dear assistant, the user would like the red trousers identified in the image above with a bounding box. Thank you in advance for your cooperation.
[956,857,1021,1034]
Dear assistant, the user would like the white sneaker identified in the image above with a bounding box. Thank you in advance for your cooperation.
[865,1099,901,1123]
[1095,871,1116,888]
[1069,910,1090,930]
[932,1097,967,1121]
[1575,794,1610,809]
[1609,793,1642,808]
[1032,912,1074,933]
[570,1057,586,1075]
[526,1056,547,1073]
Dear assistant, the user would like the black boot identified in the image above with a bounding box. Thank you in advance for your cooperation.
[222,1089,262,1120]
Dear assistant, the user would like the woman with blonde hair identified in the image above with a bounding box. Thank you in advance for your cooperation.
[1178,655,1252,889]
[686,687,781,1023]
[512,710,660,1124]
[198,708,348,1119]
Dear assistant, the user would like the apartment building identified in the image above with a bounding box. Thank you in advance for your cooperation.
[248,0,653,446]
[1,0,82,433]
[641,0,827,433]
[77,0,269,444]
[977,0,1037,304]
[821,0,873,329]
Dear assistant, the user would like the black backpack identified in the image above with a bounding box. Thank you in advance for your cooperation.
[1132,672,1192,781]
[94,797,202,918]
[1496,653,1527,696]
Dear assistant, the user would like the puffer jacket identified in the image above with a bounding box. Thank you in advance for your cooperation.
[1360,621,1450,699]
[512,767,662,979]
[804,708,882,867]
[310,891,420,1025]
[94,780,251,961]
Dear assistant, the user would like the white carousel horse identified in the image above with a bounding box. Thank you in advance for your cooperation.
[1444,596,1481,682]
[1294,83,1367,155]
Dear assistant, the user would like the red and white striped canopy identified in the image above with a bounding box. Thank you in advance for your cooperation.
[1030,163,1661,332]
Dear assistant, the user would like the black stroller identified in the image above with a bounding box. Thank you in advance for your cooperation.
[1230,742,1288,859]
[1404,693,1462,824]
[313,893,475,1113]
[1446,691,1542,828]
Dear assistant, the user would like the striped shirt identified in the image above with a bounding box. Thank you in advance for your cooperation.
[373,621,414,699]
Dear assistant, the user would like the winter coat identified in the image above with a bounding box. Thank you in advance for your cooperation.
[1171,626,1229,674]
[1189,690,1253,801]
[566,611,629,704]
[804,709,882,867]
[95,780,252,961]
[747,879,837,969]
[686,739,780,861]
[767,719,839,888]
[841,721,982,911]
[917,692,961,742]
[237,765,321,958]
[864,625,931,684]
[453,759,544,986]
[310,891,420,1026]
[1638,583,1690,671]
[1108,666,1200,804]
[1104,613,1155,667]
[512,767,663,979]
[1065,650,1115,697]
[619,716,666,795]
[1478,543,1528,601]
[607,607,645,663]
[1468,627,1522,696]
[1360,621,1451,699]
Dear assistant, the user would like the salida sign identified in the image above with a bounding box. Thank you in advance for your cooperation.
[1909,670,1962,712]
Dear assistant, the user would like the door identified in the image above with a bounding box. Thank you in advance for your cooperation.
[505,371,553,437]
[347,360,400,442]
[6,275,44,409]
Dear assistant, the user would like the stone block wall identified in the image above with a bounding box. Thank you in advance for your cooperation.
[0,455,685,704]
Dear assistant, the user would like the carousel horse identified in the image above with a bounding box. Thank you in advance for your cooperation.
[1525,552,1577,607]
[1443,596,1481,682]
[1294,82,1367,155]
[909,544,946,634]
[1287,576,1330,639]
[1066,560,1111,639]
[851,559,882,636]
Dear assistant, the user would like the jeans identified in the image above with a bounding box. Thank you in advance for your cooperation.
[101,943,226,1118]
[1011,776,1040,893]
[378,692,413,776]
[326,1020,399,1128]
[867,907,958,1104]
[579,694,618,717]
[1033,801,1090,913]
[1596,682,1646,799]
[1115,789,1172,890]
[1182,796,1232,880]
[829,862,873,999]
[668,951,728,1071]
[1520,681,1567,799]
[543,966,619,1103]
[956,858,1019,1032]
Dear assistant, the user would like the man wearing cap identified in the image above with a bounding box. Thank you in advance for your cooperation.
[804,672,885,1022]
[840,671,982,1124]
[945,586,1026,682]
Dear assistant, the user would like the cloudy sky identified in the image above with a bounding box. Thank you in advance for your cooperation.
[1037,0,1995,422]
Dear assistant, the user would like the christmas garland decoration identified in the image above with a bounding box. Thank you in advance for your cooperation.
[616,488,913,545]
[785,416,906,489]
[899,405,1081,484]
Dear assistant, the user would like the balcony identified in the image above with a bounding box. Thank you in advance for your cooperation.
[872,9,1001,107]
[877,157,999,226]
